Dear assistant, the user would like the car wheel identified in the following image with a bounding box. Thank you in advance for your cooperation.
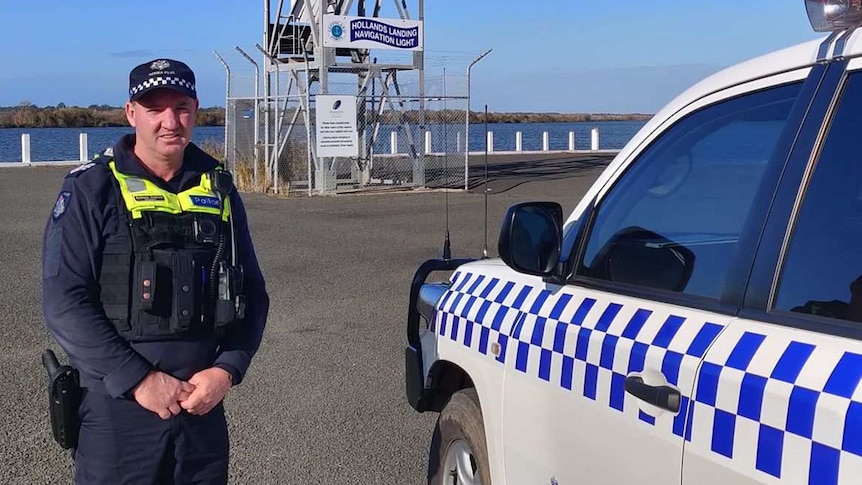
[427,388,491,485]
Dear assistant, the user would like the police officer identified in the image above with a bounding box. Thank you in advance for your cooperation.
[42,58,269,484]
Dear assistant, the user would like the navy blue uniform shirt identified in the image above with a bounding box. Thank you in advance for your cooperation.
[42,134,269,398]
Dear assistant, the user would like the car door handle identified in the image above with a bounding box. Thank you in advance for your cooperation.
[624,376,681,413]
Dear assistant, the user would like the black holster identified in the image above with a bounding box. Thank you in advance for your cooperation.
[41,350,81,450]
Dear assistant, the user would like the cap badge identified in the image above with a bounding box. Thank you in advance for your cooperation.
[150,60,171,70]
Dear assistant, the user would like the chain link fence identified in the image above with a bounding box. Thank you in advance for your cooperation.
[226,68,468,195]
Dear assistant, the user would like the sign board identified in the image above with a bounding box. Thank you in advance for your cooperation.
[315,95,359,158]
[322,15,424,51]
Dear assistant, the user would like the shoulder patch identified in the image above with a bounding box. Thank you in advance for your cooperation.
[52,191,72,220]
[67,161,97,177]
[65,156,111,181]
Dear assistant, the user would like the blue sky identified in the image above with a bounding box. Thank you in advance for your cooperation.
[0,1,822,113]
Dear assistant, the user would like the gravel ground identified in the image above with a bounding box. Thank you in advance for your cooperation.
[0,153,607,484]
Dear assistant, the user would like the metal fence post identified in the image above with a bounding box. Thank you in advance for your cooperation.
[466,49,493,190]
[79,133,88,162]
[236,46,261,188]
[425,130,432,155]
[21,134,30,164]
[213,50,231,165]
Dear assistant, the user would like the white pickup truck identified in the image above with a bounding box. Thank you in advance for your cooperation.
[405,3,862,484]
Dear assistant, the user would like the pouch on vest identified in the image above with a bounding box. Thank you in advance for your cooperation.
[215,262,246,331]
[131,248,199,339]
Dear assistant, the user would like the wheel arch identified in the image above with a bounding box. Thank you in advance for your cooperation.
[426,359,475,413]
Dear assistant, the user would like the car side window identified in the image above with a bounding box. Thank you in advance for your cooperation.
[578,82,803,300]
[775,72,862,323]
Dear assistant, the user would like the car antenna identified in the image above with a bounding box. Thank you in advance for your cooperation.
[442,67,452,260]
[483,104,490,259]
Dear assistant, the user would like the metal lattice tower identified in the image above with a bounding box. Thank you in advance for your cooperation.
[260,0,426,193]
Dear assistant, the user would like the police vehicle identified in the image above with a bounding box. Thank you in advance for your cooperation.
[405,3,862,484]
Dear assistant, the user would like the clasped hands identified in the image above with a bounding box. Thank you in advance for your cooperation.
[131,367,232,419]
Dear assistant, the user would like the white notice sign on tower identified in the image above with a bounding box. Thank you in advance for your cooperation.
[315,95,359,158]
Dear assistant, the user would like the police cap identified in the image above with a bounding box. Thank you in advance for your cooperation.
[128,58,197,102]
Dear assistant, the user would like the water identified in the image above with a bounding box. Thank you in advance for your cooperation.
[0,121,646,163]
[0,126,226,163]
[429,121,645,153]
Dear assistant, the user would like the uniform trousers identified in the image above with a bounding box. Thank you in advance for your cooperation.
[73,389,229,485]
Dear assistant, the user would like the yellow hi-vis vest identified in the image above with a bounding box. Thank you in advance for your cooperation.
[107,160,231,221]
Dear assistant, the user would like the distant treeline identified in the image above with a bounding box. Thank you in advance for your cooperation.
[0,104,651,129]
[0,104,225,128]
[429,110,651,124]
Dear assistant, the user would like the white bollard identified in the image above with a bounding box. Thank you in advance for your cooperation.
[515,131,522,152]
[543,132,550,152]
[569,131,576,151]
[21,134,30,164]
[487,131,494,153]
[390,131,398,154]
[424,130,432,155]
[591,128,600,151]
[79,133,88,162]
[456,132,461,153]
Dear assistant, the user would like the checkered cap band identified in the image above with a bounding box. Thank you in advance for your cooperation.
[129,76,196,98]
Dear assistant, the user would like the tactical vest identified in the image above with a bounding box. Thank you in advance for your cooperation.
[99,160,245,342]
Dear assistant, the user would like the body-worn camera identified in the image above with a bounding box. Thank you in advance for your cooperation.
[193,217,219,245]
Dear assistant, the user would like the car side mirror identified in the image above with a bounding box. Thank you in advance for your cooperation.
[498,202,564,277]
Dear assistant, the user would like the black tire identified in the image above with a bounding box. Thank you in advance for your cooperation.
[427,388,491,485]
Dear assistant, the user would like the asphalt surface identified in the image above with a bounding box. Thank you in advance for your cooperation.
[0,154,608,484]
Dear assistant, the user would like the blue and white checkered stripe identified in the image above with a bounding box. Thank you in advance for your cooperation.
[129,76,195,97]
[435,271,726,437]
[436,271,862,484]
[689,324,862,484]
